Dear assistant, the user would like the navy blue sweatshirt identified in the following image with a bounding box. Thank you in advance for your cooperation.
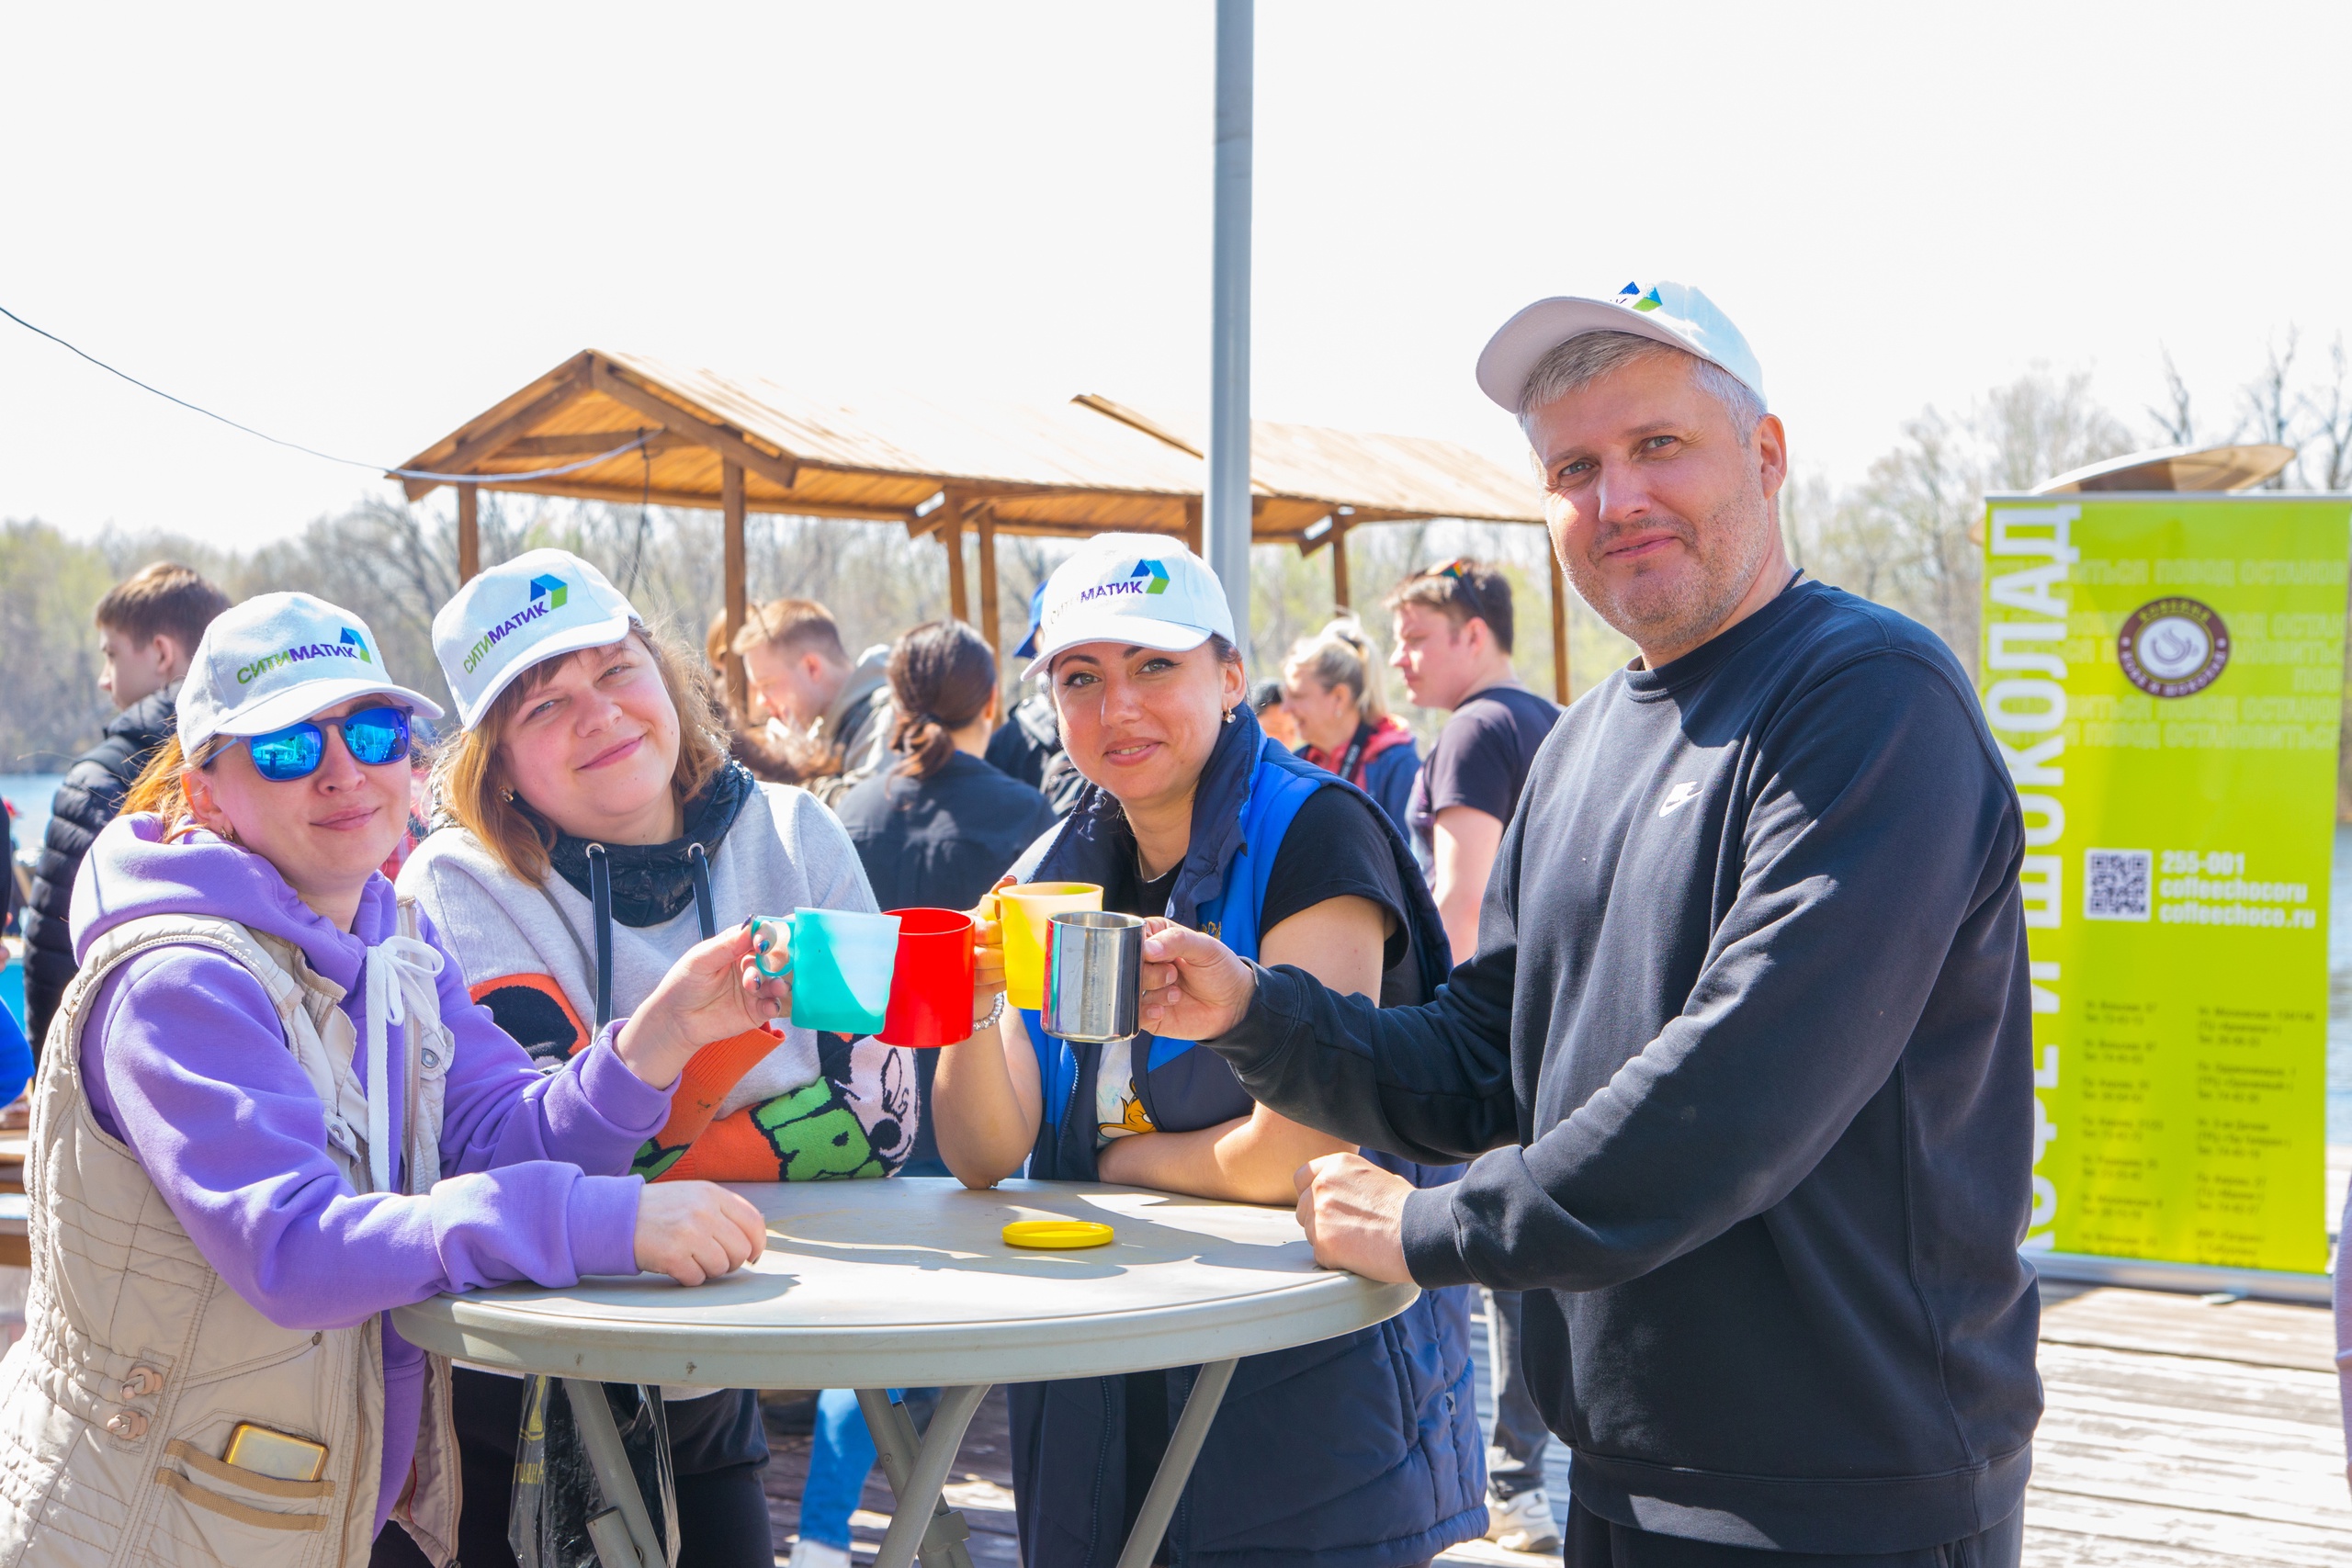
[1204,581,2041,1553]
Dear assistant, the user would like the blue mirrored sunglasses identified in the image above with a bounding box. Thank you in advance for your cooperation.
[243,706,413,783]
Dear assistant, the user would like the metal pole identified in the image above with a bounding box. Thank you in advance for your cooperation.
[1206,0,1253,647]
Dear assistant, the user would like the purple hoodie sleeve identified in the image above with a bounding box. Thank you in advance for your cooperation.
[415,908,672,1181]
[84,946,653,1330]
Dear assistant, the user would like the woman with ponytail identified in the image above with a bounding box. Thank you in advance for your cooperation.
[838,620,1056,911]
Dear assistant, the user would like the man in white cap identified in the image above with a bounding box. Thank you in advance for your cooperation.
[1140,283,2040,1564]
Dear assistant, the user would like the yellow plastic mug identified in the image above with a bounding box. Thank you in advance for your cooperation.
[1000,882,1103,1010]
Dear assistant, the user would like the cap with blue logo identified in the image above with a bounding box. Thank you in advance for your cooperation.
[1023,534,1235,680]
[178,592,444,756]
[431,547,640,729]
[1476,279,1766,415]
[1013,581,1050,662]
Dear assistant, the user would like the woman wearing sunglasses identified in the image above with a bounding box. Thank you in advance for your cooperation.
[0,592,781,1564]
[932,538,1483,1568]
[398,550,919,1568]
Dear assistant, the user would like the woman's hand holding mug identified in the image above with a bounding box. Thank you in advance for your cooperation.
[969,875,1014,1032]
[615,921,793,1089]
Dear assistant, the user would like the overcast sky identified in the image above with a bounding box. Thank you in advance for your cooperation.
[7,1,2351,545]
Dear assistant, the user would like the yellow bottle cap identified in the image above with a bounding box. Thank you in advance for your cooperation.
[1001,1219,1115,1250]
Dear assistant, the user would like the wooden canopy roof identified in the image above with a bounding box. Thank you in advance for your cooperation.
[393,350,1566,699]
[393,350,1544,547]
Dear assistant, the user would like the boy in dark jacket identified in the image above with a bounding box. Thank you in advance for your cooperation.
[21,562,229,1050]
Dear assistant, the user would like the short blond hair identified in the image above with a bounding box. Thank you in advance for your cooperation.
[431,624,729,884]
[1282,616,1390,722]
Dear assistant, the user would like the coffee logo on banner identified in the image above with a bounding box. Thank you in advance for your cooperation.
[2117,596,2231,698]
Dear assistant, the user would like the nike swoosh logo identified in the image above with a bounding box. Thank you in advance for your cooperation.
[1657,781,1702,817]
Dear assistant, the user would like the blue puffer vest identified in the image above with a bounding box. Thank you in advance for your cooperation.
[1003,708,1486,1568]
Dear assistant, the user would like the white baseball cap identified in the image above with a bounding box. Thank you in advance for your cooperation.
[1476,279,1766,414]
[431,548,642,730]
[179,592,444,756]
[1023,534,1235,680]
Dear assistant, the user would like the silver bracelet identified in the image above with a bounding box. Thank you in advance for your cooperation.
[977,991,1008,1032]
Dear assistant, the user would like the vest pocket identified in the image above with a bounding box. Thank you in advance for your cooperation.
[146,1437,334,1560]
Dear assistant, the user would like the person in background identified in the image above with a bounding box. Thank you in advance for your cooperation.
[1381,561,1562,1550]
[811,620,1055,1568]
[0,591,774,1564]
[1139,281,2040,1565]
[706,609,801,784]
[986,582,1089,817]
[401,550,920,1568]
[1248,677,1303,750]
[1280,617,1419,840]
[933,536,1483,1568]
[736,598,895,807]
[1386,561,1560,961]
[24,562,230,1051]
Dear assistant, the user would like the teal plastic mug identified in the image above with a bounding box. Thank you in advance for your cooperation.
[752,908,902,1036]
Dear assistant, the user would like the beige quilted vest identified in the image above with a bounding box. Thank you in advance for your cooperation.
[0,907,463,1567]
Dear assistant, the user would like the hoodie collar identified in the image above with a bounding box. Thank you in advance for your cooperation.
[541,758,757,927]
[72,812,392,994]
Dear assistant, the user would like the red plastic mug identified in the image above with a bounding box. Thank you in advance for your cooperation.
[878,908,977,1047]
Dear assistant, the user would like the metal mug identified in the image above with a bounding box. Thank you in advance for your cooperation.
[1043,911,1146,1043]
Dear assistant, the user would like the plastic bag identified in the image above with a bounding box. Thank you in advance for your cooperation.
[509,1375,680,1568]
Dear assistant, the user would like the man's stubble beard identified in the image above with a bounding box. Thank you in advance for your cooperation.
[1560,473,1775,664]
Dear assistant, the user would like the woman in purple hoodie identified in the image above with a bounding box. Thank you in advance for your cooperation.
[0,592,790,1566]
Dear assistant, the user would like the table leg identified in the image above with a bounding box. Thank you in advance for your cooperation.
[854,1389,979,1568]
[865,1383,991,1568]
[1114,1358,1238,1568]
[560,1379,665,1568]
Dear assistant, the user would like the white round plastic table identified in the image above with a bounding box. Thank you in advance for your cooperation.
[392,1177,1416,1568]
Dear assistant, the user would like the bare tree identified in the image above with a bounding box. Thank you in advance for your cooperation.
[2300,333,2352,491]
[2148,348,2199,447]
[2240,329,2302,489]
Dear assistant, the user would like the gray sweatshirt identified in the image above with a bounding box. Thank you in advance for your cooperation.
[397,783,917,1172]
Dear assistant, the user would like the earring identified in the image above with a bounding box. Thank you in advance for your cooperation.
[1223,706,1237,725]
[501,787,517,803]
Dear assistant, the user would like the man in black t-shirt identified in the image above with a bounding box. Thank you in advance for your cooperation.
[1383,558,1562,1551]
[1386,560,1561,964]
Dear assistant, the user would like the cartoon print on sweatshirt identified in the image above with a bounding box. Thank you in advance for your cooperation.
[472,976,914,1183]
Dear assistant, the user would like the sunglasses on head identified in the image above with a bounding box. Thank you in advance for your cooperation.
[242,705,413,783]
[1417,558,1490,621]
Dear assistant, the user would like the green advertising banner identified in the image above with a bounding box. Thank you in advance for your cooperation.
[1980,494,2347,1276]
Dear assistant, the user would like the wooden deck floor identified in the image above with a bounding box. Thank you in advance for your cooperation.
[761,1279,2348,1566]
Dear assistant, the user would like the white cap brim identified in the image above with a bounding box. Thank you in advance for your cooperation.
[1022,616,1213,682]
[1476,296,1732,412]
[455,609,636,730]
[205,676,447,742]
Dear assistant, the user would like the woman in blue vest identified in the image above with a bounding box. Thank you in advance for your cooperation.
[933,537,1484,1568]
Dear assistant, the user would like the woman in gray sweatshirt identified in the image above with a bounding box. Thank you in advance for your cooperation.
[397,549,918,1568]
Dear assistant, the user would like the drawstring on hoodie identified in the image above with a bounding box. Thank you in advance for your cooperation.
[362,933,444,1196]
[587,843,614,1029]
[687,842,716,942]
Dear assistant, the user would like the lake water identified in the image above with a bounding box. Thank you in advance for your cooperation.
[2,773,65,862]
[6,767,2352,1143]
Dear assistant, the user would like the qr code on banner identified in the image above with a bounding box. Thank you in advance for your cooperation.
[2084,848,2153,921]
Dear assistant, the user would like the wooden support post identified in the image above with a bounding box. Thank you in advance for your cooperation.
[1549,541,1570,704]
[1329,517,1350,610]
[457,485,480,583]
[723,461,748,716]
[1182,498,1204,556]
[940,489,970,625]
[976,509,1001,658]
